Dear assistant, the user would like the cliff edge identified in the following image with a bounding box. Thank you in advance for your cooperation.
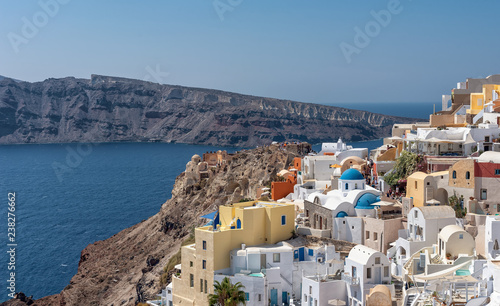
[9,145,301,305]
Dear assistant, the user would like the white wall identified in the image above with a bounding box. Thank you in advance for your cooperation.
[334,217,363,244]
[301,277,347,306]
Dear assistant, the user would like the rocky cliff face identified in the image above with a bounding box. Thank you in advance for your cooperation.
[0,75,417,147]
[12,145,299,305]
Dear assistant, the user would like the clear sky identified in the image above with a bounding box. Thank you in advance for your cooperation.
[1,0,499,104]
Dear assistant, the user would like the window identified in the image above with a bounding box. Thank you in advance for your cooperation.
[309,249,314,256]
[459,234,464,239]
[355,183,358,189]
[258,294,261,302]
[202,260,206,269]
[374,233,378,241]
[190,261,193,267]
[496,169,500,175]
[304,294,307,302]
[481,189,487,200]
[345,183,349,190]
[281,215,286,225]
[314,299,318,306]
[486,136,490,142]
[200,279,203,292]
[414,210,418,218]
[190,274,194,287]
[245,292,249,301]
[204,280,207,293]
[273,253,281,263]
[384,266,389,277]
[466,171,470,180]
[375,257,380,264]
[367,268,372,278]
[203,240,207,250]
[352,266,357,278]
[306,209,309,217]
[366,231,370,240]
[426,182,430,186]
[452,170,457,179]
[309,286,312,294]
[415,181,417,189]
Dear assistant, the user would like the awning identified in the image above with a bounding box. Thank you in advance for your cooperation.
[371,201,395,206]
[201,211,218,220]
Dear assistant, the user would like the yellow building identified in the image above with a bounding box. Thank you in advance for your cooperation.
[467,84,500,115]
[406,171,449,207]
[172,201,295,305]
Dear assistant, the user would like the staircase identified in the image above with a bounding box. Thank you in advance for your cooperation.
[266,263,293,287]
[431,254,442,264]
[405,294,416,306]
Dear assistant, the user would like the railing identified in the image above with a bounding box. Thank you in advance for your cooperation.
[341,273,359,285]
[266,263,293,287]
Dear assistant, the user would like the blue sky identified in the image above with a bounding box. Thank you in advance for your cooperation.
[1,0,499,104]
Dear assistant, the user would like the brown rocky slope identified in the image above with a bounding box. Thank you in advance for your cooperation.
[0,75,418,147]
[12,144,303,305]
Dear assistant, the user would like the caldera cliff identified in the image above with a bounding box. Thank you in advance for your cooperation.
[0,75,417,147]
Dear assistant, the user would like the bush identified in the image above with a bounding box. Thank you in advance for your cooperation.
[384,151,424,187]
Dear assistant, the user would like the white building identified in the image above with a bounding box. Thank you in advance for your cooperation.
[404,123,500,156]
[391,206,456,276]
[301,275,347,306]
[485,216,500,304]
[214,240,343,306]
[342,245,393,306]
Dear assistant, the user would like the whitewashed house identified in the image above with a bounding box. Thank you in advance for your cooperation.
[342,245,393,306]
[391,206,456,276]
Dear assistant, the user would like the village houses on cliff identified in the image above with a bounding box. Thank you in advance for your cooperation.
[150,75,500,306]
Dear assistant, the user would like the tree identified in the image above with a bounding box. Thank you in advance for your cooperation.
[208,277,246,306]
[384,151,424,187]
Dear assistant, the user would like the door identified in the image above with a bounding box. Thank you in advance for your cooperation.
[299,247,305,261]
[270,289,278,306]
[261,254,266,270]
[375,267,381,283]
[282,291,288,305]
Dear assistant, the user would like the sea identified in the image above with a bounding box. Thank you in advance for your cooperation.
[0,102,434,301]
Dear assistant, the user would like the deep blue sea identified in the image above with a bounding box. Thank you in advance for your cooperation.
[0,102,431,301]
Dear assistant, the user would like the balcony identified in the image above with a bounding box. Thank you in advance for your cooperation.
[341,273,359,285]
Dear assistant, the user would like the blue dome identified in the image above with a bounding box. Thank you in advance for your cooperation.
[340,168,364,180]
[336,211,348,218]
[355,193,380,209]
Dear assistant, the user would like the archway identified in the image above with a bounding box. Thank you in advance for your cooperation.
[435,188,449,205]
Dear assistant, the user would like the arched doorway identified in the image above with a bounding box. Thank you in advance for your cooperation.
[435,188,449,205]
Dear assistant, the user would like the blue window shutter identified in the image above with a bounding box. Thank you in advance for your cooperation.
[308,249,313,256]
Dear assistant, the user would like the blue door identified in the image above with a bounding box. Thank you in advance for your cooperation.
[299,247,305,261]
[236,218,241,229]
[282,291,288,305]
[270,289,278,306]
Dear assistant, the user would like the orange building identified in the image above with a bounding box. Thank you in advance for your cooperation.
[271,157,302,200]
